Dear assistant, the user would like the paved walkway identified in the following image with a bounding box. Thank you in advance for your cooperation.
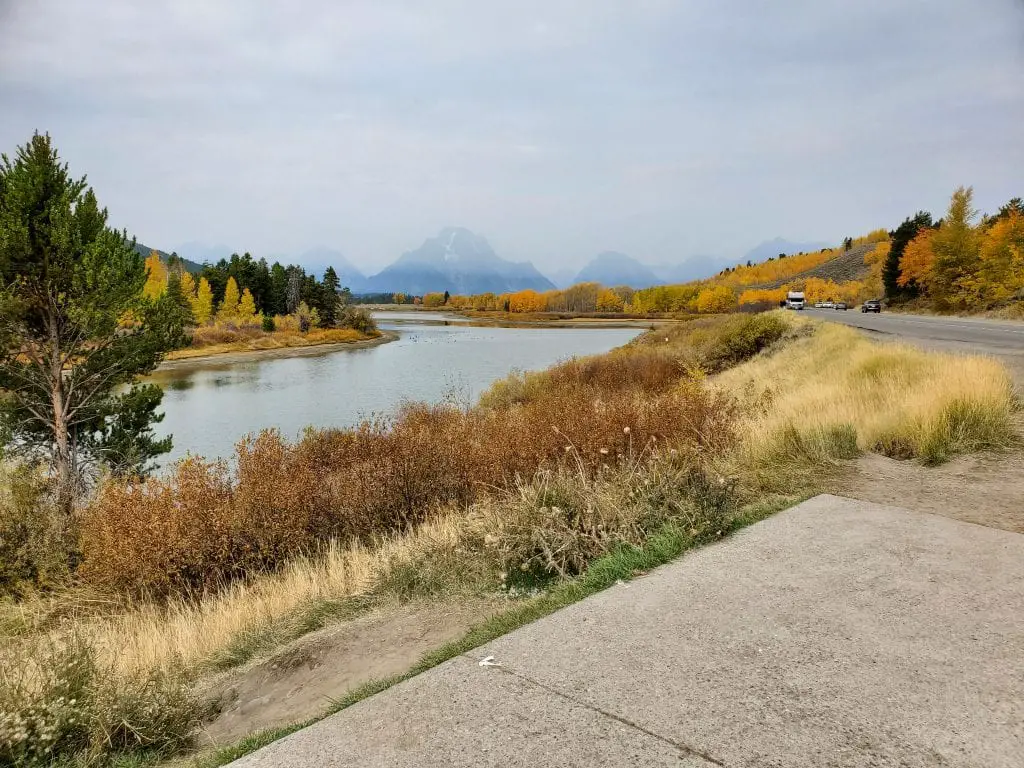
[231,495,1024,767]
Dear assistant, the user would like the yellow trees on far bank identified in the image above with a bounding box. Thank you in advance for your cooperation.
[192,278,214,324]
[693,285,736,313]
[218,277,241,322]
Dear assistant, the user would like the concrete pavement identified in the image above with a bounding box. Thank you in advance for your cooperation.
[229,495,1024,767]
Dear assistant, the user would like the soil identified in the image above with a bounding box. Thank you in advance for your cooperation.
[831,450,1024,534]
[197,597,502,748]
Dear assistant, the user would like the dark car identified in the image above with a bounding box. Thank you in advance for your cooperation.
[862,299,881,313]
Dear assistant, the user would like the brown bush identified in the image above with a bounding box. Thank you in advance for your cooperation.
[79,315,780,598]
[189,323,264,348]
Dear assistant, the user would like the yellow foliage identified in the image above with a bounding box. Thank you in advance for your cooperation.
[142,252,167,300]
[595,288,624,312]
[423,292,446,308]
[738,287,787,306]
[179,270,197,300]
[238,288,258,323]
[192,277,214,325]
[853,228,890,246]
[693,285,736,314]
[218,277,241,322]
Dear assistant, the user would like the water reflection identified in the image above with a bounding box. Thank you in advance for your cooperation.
[152,312,641,466]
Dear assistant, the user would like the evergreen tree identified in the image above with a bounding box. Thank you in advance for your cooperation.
[165,269,195,327]
[320,266,340,326]
[269,262,288,316]
[0,133,187,510]
[883,211,933,300]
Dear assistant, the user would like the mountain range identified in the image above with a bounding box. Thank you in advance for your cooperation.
[154,232,834,295]
[362,227,555,295]
[572,251,662,289]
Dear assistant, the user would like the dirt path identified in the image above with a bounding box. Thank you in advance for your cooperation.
[198,597,502,748]
[831,450,1024,533]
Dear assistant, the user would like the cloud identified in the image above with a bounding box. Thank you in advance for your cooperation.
[1,0,1021,275]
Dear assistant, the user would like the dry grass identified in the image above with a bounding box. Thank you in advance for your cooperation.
[715,315,1018,490]
[167,327,374,360]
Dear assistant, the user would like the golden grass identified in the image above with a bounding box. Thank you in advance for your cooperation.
[166,328,375,360]
[715,315,1017,477]
[2,514,468,681]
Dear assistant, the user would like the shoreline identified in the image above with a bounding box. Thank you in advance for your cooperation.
[154,330,399,373]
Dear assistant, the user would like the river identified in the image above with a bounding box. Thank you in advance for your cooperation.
[149,312,643,466]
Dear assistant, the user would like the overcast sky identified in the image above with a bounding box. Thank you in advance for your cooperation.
[1,1,1022,274]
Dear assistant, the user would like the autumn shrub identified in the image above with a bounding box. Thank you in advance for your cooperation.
[0,633,200,766]
[0,464,74,597]
[340,305,378,333]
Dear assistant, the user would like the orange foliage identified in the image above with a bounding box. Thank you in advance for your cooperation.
[508,289,546,312]
[898,229,936,290]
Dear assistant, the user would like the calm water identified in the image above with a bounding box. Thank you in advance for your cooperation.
[150,313,641,466]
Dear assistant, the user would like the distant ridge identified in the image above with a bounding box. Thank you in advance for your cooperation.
[364,227,555,295]
[574,251,662,289]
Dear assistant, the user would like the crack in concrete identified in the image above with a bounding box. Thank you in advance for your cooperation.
[463,654,727,767]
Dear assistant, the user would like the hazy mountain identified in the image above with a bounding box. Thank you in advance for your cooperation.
[546,267,580,289]
[742,237,830,265]
[651,255,733,284]
[296,247,367,290]
[574,251,662,289]
[365,227,555,295]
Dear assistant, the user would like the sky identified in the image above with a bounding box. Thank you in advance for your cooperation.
[1,0,1022,276]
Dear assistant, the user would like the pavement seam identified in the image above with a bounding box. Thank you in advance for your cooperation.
[463,654,728,767]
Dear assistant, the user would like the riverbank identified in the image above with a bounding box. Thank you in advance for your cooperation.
[157,330,397,372]
[1,313,1017,767]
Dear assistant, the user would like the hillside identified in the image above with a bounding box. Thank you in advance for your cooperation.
[752,243,875,290]
[133,242,203,273]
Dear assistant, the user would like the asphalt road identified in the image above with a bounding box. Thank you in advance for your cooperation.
[802,306,1024,354]
[229,495,1024,768]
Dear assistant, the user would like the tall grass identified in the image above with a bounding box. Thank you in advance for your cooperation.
[715,318,1017,490]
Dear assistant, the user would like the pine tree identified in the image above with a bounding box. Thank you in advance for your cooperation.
[0,133,187,510]
[320,266,340,326]
[166,269,195,326]
[883,212,933,300]
[193,277,214,324]
[218,276,241,322]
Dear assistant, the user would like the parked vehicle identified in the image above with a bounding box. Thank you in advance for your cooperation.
[821,300,835,309]
[862,299,882,313]
[814,302,824,308]
[834,302,848,310]
[785,290,806,310]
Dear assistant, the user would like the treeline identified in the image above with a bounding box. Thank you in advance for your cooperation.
[144,251,373,332]
[884,189,1024,312]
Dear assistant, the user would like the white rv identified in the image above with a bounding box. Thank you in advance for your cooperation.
[785,291,806,310]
